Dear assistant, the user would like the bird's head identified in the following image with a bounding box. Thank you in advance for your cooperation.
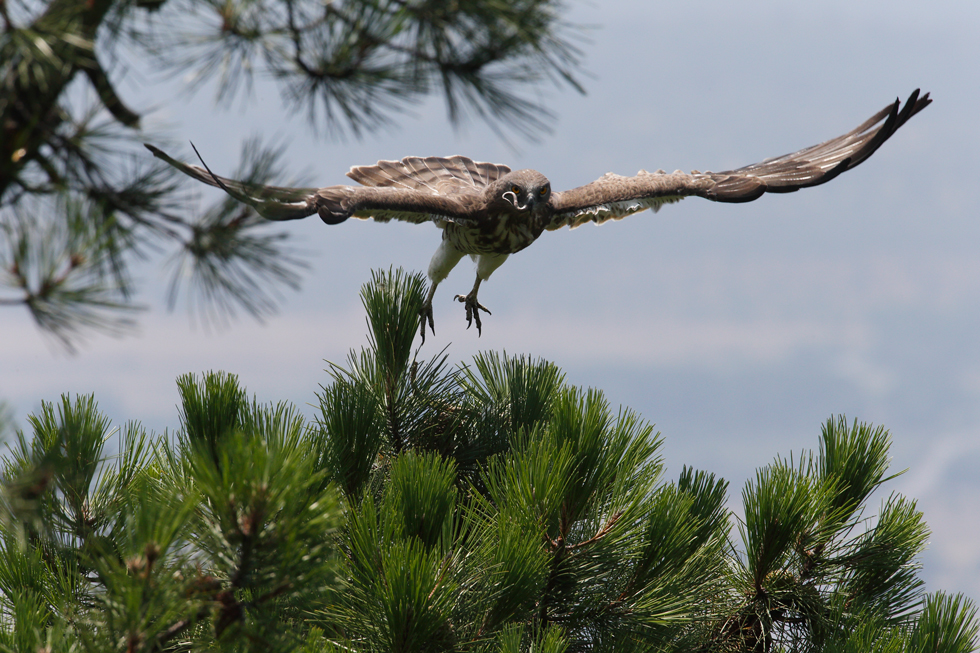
[488,170,551,214]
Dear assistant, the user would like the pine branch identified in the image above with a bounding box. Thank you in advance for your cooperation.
[4,276,976,652]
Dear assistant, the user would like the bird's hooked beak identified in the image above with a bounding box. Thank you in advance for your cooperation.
[503,190,533,211]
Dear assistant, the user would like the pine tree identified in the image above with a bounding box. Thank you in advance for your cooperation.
[0,0,583,349]
[1,268,977,652]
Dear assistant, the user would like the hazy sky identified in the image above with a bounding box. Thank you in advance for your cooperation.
[3,0,979,599]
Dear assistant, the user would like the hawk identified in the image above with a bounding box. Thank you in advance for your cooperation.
[147,89,930,341]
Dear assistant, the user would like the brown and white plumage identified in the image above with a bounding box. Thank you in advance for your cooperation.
[147,89,931,339]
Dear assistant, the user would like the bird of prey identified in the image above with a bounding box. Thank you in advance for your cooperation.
[147,89,930,341]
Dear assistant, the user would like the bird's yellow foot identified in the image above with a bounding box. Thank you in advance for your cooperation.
[419,301,435,343]
[454,293,491,335]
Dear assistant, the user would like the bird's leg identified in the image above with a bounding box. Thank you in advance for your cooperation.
[421,239,465,344]
[419,281,439,343]
[453,253,507,336]
[455,276,492,335]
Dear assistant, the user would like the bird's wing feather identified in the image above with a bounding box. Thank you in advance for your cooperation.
[145,144,319,221]
[332,186,479,225]
[146,145,479,226]
[547,89,931,230]
[347,155,512,194]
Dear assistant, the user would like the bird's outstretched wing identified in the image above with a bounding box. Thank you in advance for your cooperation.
[145,145,484,226]
[547,89,931,230]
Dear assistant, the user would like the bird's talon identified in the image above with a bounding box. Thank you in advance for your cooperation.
[455,293,491,335]
[419,303,435,344]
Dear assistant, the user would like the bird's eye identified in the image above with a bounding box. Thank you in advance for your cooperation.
[539,187,548,196]
[511,185,520,194]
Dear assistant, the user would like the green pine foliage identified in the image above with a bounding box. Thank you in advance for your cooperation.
[1,268,977,652]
